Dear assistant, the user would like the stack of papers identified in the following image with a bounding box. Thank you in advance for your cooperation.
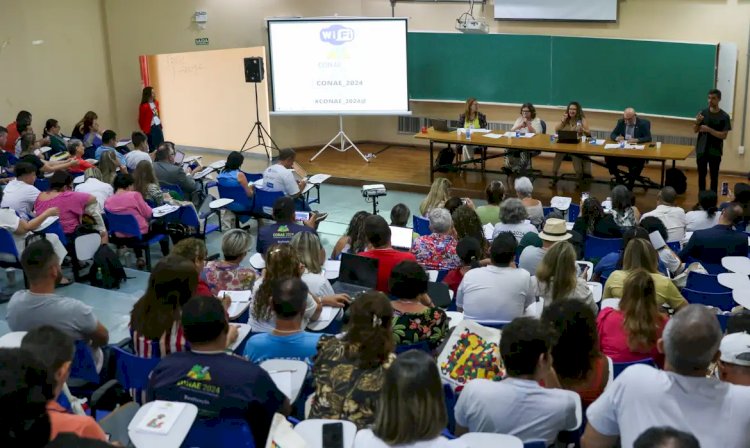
[152,204,180,218]
[483,223,494,241]
[135,401,187,435]
[482,133,503,139]
[604,143,645,150]
[192,167,214,180]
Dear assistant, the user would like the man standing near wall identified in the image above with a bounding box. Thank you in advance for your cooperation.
[694,89,731,193]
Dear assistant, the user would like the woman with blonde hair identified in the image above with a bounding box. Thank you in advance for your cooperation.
[291,231,350,305]
[98,149,121,184]
[201,229,257,295]
[533,241,597,315]
[419,178,452,216]
[598,268,668,367]
[603,238,687,311]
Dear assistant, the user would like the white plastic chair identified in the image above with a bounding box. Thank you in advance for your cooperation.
[446,311,464,329]
[587,282,603,303]
[0,331,27,348]
[427,270,439,282]
[127,401,198,448]
[260,359,308,403]
[294,419,357,448]
[459,432,523,448]
[525,297,545,317]
[600,298,620,311]
[577,261,594,281]
[606,356,614,388]
[75,233,102,262]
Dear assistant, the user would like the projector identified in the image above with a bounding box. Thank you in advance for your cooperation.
[362,184,387,198]
[456,19,489,34]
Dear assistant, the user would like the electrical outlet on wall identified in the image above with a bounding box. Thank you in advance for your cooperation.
[739,145,745,155]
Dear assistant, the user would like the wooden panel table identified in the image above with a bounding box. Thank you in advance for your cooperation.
[414,129,694,188]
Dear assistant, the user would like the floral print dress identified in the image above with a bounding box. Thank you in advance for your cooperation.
[200,260,258,296]
[410,233,461,270]
[392,307,449,350]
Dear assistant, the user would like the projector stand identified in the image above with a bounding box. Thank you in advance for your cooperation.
[240,82,278,161]
[310,115,370,163]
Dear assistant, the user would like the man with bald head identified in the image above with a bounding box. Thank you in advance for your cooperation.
[581,305,750,448]
[606,108,652,189]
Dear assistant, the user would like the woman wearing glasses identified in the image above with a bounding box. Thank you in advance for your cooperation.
[507,103,543,174]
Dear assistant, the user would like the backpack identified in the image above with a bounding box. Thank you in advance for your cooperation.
[435,146,456,172]
[89,245,127,289]
[665,168,687,194]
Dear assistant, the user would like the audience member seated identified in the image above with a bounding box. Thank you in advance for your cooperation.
[66,139,95,174]
[679,202,747,267]
[81,115,102,149]
[598,269,668,367]
[309,291,396,429]
[533,241,597,315]
[389,203,410,227]
[171,238,212,297]
[147,295,289,447]
[43,119,66,156]
[75,168,113,211]
[20,326,108,441]
[104,173,169,269]
[443,236,482,294]
[457,232,534,322]
[640,187,687,242]
[573,197,622,239]
[291,232,338,299]
[492,198,538,242]
[217,150,254,201]
[132,159,168,205]
[262,147,317,212]
[515,176,544,228]
[201,229,258,295]
[389,261,448,351]
[70,111,95,140]
[443,196,467,216]
[19,133,78,175]
[519,218,570,276]
[611,185,640,230]
[93,130,126,166]
[542,300,609,409]
[686,190,720,232]
[603,239,687,310]
[34,171,97,236]
[452,205,489,256]
[97,150,121,184]
[455,317,578,444]
[593,227,649,282]
[130,256,198,357]
[256,196,317,255]
[419,178,452,217]
[152,143,198,201]
[354,350,465,448]
[0,162,40,219]
[583,305,750,448]
[633,427,700,448]
[411,208,461,270]
[7,240,109,369]
[717,331,750,386]
[639,216,685,276]
[332,210,370,260]
[124,131,152,171]
[2,110,30,153]
[476,180,505,226]
[14,120,35,157]
[360,215,416,293]
[244,278,323,364]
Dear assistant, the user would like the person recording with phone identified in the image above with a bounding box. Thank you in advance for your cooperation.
[693,88,731,193]
[552,101,592,183]
[605,108,652,190]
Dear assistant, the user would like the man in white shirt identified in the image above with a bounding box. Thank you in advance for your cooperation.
[124,131,152,171]
[456,232,534,322]
[262,148,320,213]
[0,162,40,220]
[75,169,114,210]
[640,187,687,242]
[455,317,579,445]
[582,305,750,448]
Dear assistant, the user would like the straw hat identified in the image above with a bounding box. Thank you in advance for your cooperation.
[539,218,572,242]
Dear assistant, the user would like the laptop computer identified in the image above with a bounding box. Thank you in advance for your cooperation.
[557,130,580,144]
[174,149,185,165]
[390,226,413,251]
[332,253,379,297]
[431,119,456,132]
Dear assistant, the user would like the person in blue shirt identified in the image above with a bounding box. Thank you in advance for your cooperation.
[256,196,317,255]
[244,277,322,364]
[94,129,127,166]
[593,227,667,282]
[679,202,747,272]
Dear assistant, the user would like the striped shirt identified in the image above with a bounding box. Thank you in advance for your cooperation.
[131,321,188,358]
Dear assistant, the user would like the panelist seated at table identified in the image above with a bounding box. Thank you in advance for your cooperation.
[507,103,543,174]
[457,97,487,163]
[552,101,592,183]
[605,108,652,190]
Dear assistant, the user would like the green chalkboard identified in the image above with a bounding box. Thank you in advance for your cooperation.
[407,32,718,118]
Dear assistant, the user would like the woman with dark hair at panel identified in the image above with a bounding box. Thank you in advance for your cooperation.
[389,203,410,227]
[217,150,254,200]
[542,300,609,409]
[476,180,505,226]
[452,204,489,256]
[598,268,668,367]
[310,291,397,430]
[572,197,622,238]
[332,210,371,260]
[686,189,720,231]
[443,236,482,294]
[138,86,164,149]
[353,350,467,448]
[43,119,67,156]
[71,111,98,140]
[611,184,641,230]
[506,103,544,174]
[552,101,592,183]
[129,255,199,358]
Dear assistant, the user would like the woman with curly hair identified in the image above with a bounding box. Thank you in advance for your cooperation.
[452,204,488,256]
[332,210,370,259]
[572,196,622,238]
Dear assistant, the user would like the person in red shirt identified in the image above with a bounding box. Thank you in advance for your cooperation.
[138,86,164,150]
[358,215,416,293]
[3,110,31,154]
[66,139,95,174]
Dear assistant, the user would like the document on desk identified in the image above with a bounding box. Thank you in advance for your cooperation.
[308,173,331,184]
[152,204,180,218]
[135,401,187,435]
[604,143,645,150]
[218,290,252,302]
[482,133,503,139]
[459,128,490,133]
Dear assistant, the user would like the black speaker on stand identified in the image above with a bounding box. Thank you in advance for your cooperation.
[240,56,278,160]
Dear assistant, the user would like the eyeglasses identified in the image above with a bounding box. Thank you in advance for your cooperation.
[521,110,531,114]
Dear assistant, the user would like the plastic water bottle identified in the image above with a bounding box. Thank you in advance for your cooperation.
[515,131,520,138]
[466,124,473,141]
[95,267,103,283]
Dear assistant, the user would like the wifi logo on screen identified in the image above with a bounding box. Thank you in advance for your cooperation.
[320,25,355,45]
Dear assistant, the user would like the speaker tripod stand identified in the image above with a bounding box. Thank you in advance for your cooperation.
[240,82,278,161]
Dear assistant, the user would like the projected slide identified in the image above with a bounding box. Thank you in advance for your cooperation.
[495,0,617,21]
[268,19,409,114]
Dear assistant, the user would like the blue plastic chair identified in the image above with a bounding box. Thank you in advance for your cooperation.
[179,205,221,239]
[413,215,431,237]
[69,340,100,384]
[717,313,729,332]
[217,180,255,226]
[34,178,50,191]
[666,241,681,252]
[242,171,263,183]
[524,441,547,448]
[111,346,160,403]
[685,271,730,293]
[104,211,167,271]
[0,228,25,291]
[567,203,580,222]
[160,182,185,200]
[182,418,254,448]
[612,358,655,378]
[251,188,285,220]
[682,288,735,312]
[584,236,623,262]
[6,153,18,166]
[435,269,450,282]
[395,340,431,354]
[542,207,554,218]
[475,320,511,329]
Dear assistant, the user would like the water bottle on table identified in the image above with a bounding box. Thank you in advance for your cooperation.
[466,124,473,141]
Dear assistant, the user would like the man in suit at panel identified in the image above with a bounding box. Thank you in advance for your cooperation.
[605,108,652,190]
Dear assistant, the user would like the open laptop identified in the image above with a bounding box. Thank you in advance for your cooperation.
[332,253,379,297]
[390,226,413,251]
[557,130,580,144]
[174,149,185,165]
[431,119,456,132]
